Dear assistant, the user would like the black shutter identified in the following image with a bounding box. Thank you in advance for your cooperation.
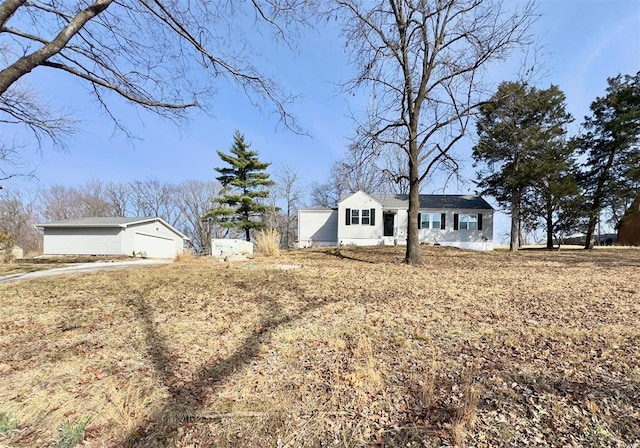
[345,208,351,226]
[441,213,446,230]
[478,213,483,231]
[370,209,375,226]
[417,212,422,229]
[453,213,459,230]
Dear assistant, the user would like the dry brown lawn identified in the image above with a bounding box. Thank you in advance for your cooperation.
[0,256,135,277]
[0,246,638,447]
[0,261,66,277]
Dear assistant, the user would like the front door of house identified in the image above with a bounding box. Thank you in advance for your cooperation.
[383,213,394,237]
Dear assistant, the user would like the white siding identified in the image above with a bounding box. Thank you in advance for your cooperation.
[122,220,184,258]
[417,209,494,250]
[297,210,338,247]
[43,228,122,255]
[133,233,177,258]
[338,206,494,251]
[337,192,383,244]
[297,191,495,251]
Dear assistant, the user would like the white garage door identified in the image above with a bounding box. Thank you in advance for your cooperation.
[133,232,177,258]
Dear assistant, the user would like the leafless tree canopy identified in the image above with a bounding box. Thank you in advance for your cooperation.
[264,165,303,248]
[0,188,41,254]
[334,0,536,263]
[0,0,310,157]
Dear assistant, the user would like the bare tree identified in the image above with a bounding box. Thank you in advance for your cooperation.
[309,151,387,208]
[334,0,536,264]
[80,178,112,217]
[38,184,85,221]
[38,179,116,221]
[381,148,410,194]
[104,181,131,217]
[0,141,35,182]
[175,179,221,254]
[272,165,303,248]
[0,188,41,255]
[129,179,181,226]
[0,0,310,177]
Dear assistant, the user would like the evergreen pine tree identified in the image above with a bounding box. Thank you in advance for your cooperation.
[473,82,574,251]
[574,72,640,249]
[204,131,274,241]
[521,140,583,248]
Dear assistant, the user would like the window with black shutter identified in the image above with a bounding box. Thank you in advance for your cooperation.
[361,209,370,225]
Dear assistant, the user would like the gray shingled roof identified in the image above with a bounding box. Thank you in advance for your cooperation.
[370,194,493,210]
[35,217,189,239]
[35,217,153,227]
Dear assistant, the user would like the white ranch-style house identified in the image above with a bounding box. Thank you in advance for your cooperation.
[36,217,188,259]
[298,190,494,251]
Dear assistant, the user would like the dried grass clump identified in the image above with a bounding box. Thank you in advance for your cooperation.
[451,379,481,446]
[174,249,195,262]
[255,229,280,256]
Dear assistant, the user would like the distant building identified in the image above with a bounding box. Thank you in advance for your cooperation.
[556,233,617,246]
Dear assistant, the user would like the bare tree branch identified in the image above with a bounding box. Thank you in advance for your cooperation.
[0,0,311,178]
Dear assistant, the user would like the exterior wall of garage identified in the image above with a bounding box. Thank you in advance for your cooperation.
[43,227,123,255]
[121,220,185,258]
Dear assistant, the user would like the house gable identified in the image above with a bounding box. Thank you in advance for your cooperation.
[337,191,384,245]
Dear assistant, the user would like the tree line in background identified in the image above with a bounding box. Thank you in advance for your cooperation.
[0,164,304,256]
[474,72,639,251]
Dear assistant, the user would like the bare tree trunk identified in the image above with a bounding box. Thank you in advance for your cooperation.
[405,152,421,264]
[546,209,554,249]
[510,188,520,252]
[584,215,597,250]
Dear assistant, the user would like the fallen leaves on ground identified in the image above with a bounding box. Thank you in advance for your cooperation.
[0,246,638,447]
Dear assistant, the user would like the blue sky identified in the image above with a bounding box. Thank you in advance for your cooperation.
[6,0,640,235]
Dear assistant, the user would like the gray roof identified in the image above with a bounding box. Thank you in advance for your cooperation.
[370,194,493,210]
[36,217,153,227]
[35,217,189,239]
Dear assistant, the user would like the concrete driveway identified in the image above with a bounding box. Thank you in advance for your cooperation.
[0,259,170,283]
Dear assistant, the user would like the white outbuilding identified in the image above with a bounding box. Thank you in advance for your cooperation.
[35,217,188,259]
